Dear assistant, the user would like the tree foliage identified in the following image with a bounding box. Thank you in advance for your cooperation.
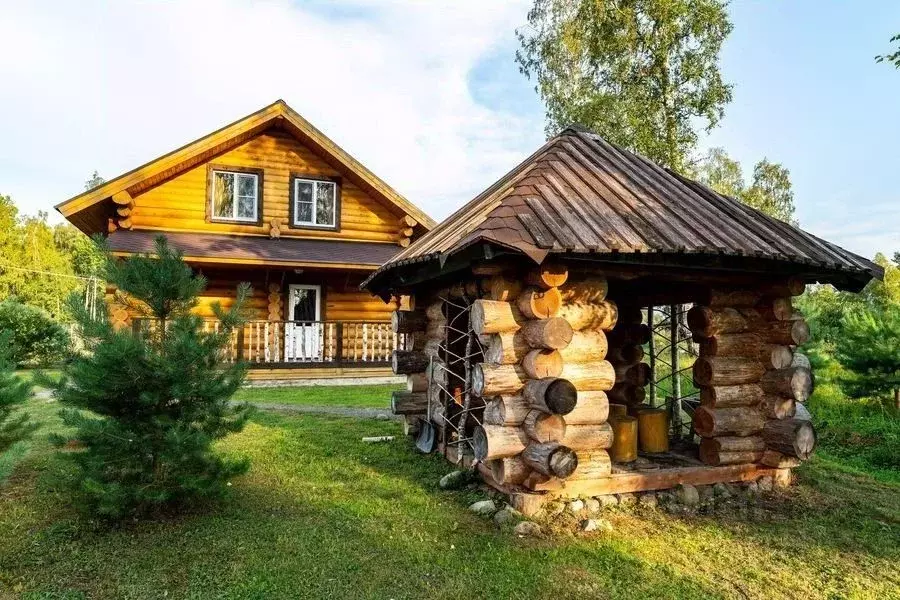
[516,0,733,172]
[0,299,71,367]
[0,332,37,454]
[696,147,797,224]
[875,33,900,69]
[835,304,900,407]
[51,236,252,518]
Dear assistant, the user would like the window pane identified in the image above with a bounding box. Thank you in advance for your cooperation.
[295,181,314,223]
[316,181,335,225]
[237,174,257,198]
[213,172,234,217]
[237,195,256,219]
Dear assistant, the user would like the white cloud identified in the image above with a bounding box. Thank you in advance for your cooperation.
[0,0,541,221]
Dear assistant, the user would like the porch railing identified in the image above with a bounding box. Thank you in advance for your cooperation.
[135,319,407,367]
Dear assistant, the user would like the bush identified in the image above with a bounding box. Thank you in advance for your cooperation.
[0,331,37,456]
[0,299,70,367]
[51,236,251,519]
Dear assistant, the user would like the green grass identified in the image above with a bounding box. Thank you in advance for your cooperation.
[1,396,898,599]
[234,384,402,409]
[13,369,61,386]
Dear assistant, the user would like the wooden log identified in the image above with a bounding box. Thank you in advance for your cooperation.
[763,418,816,460]
[425,300,445,321]
[701,289,762,308]
[471,300,522,335]
[490,456,531,485]
[693,357,765,387]
[700,384,765,408]
[521,349,564,379]
[517,286,562,319]
[760,367,813,403]
[564,391,609,425]
[524,410,567,442]
[560,277,608,304]
[401,415,421,437]
[560,360,616,392]
[472,363,527,396]
[560,422,614,451]
[759,396,796,420]
[698,438,764,466]
[705,435,766,452]
[518,317,573,350]
[484,331,529,365]
[569,450,612,480]
[693,406,766,437]
[608,403,628,420]
[390,391,428,415]
[616,305,644,326]
[472,425,529,460]
[483,395,531,426]
[607,382,646,406]
[523,377,578,415]
[406,372,428,393]
[637,408,669,453]
[391,310,427,333]
[698,333,763,358]
[791,352,811,370]
[558,301,618,331]
[687,306,748,338]
[487,275,523,302]
[606,344,644,365]
[615,362,651,387]
[525,262,568,290]
[391,350,430,375]
[609,416,638,462]
[400,214,418,227]
[558,329,608,363]
[760,449,801,469]
[764,319,810,346]
[763,277,806,298]
[522,442,578,478]
[606,323,651,346]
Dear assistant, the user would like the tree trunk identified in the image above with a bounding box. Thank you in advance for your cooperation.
[763,418,816,460]
[472,363,527,396]
[563,390,609,425]
[522,442,578,478]
[700,383,765,408]
[523,377,578,415]
[517,286,562,319]
[693,406,766,437]
[559,422,614,451]
[521,349,564,379]
[517,317,574,349]
[472,425,528,460]
[560,360,616,391]
[524,410,566,442]
[558,329,609,363]
[391,350,430,375]
[693,357,765,386]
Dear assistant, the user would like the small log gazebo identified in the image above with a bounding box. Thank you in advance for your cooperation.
[362,126,882,514]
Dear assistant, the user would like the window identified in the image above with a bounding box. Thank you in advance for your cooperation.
[292,177,337,228]
[210,169,259,222]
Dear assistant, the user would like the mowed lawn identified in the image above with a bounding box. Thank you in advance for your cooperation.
[1,394,898,599]
[234,383,401,409]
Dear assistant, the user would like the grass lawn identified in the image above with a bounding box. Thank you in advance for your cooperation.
[234,383,401,409]
[1,396,898,599]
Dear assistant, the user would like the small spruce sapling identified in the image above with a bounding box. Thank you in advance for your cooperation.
[0,331,37,453]
[51,236,252,518]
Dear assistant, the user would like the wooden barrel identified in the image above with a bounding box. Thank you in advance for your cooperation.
[609,416,638,463]
[608,403,628,420]
[637,408,669,453]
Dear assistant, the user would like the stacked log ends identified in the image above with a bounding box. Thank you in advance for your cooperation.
[390,306,439,435]
[473,425,529,460]
[523,377,578,415]
[522,442,578,478]
[604,304,649,409]
[698,436,765,465]
[763,418,816,460]
[391,350,430,375]
[490,456,530,485]
[391,391,428,415]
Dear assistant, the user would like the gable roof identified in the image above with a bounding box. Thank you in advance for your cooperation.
[57,99,436,234]
[364,126,882,293]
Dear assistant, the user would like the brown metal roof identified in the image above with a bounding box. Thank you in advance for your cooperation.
[364,126,881,292]
[108,230,400,268]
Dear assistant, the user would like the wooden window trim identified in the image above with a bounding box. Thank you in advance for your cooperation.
[206,164,265,226]
[288,172,341,232]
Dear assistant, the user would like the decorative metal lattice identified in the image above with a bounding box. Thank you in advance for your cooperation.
[647,304,698,439]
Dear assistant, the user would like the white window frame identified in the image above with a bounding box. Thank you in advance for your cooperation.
[210,169,259,223]
[293,177,337,228]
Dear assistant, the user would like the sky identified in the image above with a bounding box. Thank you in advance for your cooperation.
[1,0,898,260]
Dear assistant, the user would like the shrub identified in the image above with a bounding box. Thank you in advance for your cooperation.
[0,299,70,367]
[50,236,252,519]
[0,331,37,456]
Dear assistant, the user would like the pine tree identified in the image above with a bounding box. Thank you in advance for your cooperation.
[836,303,900,410]
[51,236,252,518]
[0,331,36,453]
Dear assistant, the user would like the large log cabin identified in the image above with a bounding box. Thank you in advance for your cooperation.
[365,125,882,514]
[56,100,435,384]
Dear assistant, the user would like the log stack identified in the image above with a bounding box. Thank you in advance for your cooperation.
[473,267,619,489]
[390,297,447,436]
[604,305,650,411]
[689,279,817,468]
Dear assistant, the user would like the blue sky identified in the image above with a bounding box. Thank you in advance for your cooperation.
[1,0,897,260]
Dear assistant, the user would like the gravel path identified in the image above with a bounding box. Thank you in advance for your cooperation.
[237,402,396,420]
